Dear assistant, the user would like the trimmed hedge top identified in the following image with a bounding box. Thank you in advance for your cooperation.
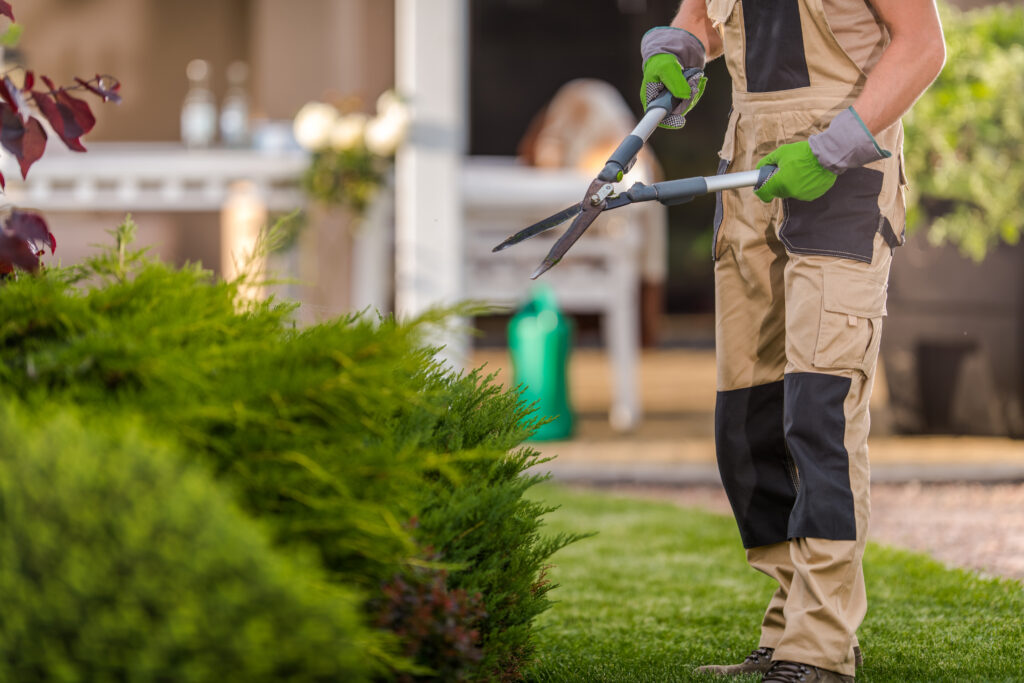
[0,226,578,680]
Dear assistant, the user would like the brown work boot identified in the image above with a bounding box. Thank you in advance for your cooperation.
[762,660,854,682]
[697,646,862,677]
[696,647,776,676]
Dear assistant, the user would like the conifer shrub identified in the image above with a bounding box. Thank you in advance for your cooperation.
[0,223,579,680]
[903,2,1024,260]
[0,403,384,682]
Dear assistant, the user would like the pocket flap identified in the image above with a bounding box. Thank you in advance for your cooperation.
[705,0,740,26]
[823,271,887,318]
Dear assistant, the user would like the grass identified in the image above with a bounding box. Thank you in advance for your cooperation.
[525,485,1024,682]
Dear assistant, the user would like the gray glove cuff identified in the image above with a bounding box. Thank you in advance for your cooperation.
[641,26,706,69]
[808,107,892,175]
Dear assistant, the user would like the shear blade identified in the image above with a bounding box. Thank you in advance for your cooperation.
[491,203,582,252]
[530,203,603,279]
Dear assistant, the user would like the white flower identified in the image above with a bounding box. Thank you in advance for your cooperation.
[365,114,406,157]
[293,102,338,151]
[330,112,369,151]
[376,90,407,118]
[365,93,411,157]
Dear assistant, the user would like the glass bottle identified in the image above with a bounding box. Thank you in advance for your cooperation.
[180,58,217,148]
[219,61,250,148]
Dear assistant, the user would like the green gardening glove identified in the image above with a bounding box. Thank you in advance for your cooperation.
[754,141,837,203]
[641,53,692,106]
[641,55,707,129]
[640,27,707,129]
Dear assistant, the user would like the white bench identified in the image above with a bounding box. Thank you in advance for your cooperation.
[462,157,643,431]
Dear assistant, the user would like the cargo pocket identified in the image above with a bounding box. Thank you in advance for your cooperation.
[780,166,884,264]
[813,270,887,374]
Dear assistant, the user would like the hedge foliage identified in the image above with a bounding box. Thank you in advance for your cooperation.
[904,2,1024,260]
[0,222,577,680]
[0,403,381,683]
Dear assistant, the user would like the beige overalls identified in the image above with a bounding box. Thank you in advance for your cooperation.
[706,0,905,676]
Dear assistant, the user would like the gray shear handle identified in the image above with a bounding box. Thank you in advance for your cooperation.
[626,165,779,206]
[598,68,703,183]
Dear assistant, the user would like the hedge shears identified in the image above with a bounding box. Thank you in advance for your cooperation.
[493,70,777,279]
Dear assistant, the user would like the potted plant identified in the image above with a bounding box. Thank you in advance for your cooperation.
[882,2,1024,435]
[291,92,408,318]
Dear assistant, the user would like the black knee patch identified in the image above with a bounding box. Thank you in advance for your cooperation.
[783,373,857,541]
[715,381,797,548]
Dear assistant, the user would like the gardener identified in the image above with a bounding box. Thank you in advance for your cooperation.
[640,1,944,681]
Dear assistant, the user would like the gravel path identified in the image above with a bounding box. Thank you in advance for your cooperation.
[592,482,1024,582]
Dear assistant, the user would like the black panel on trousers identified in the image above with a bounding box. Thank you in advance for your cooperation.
[780,167,884,264]
[783,372,857,541]
[715,381,797,549]
[742,0,811,92]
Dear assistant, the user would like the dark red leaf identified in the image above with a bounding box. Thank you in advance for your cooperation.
[0,233,40,273]
[53,89,95,149]
[23,71,33,91]
[0,76,28,122]
[0,105,48,178]
[32,89,91,152]
[0,1,12,22]
[31,90,67,140]
[0,170,5,191]
[74,75,122,104]
[40,75,56,91]
[32,90,61,127]
[6,211,53,253]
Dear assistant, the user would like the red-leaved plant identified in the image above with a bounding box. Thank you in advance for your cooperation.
[0,0,119,275]
[373,568,487,682]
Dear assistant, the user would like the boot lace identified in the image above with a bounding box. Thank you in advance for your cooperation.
[745,647,774,664]
[764,660,812,682]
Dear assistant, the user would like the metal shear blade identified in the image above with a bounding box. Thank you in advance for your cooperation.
[529,179,608,279]
[491,202,582,253]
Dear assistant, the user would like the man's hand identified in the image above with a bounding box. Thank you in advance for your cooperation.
[754,142,837,203]
[755,106,892,203]
[641,53,692,105]
[640,26,706,129]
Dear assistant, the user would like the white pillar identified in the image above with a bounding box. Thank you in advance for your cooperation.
[395,0,468,368]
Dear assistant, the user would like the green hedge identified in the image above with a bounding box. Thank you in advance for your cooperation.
[904,2,1024,260]
[0,225,577,680]
[0,403,382,682]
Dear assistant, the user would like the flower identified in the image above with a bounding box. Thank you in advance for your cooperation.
[293,102,338,151]
[330,113,369,151]
[295,91,408,211]
[365,91,410,157]
[365,115,406,157]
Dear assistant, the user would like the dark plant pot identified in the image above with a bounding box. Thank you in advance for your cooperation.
[882,229,1024,436]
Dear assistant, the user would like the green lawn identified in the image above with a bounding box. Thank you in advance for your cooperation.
[526,485,1024,683]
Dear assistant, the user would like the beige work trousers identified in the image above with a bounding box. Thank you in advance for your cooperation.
[712,87,903,676]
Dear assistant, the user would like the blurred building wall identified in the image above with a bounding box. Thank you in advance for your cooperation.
[10,0,394,277]
[250,0,394,119]
[15,0,394,141]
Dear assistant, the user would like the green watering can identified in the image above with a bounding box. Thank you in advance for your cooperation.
[508,284,574,441]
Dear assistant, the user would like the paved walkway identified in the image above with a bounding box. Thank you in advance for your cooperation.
[471,348,1024,485]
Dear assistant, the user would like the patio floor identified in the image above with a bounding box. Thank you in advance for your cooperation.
[469,347,1024,484]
